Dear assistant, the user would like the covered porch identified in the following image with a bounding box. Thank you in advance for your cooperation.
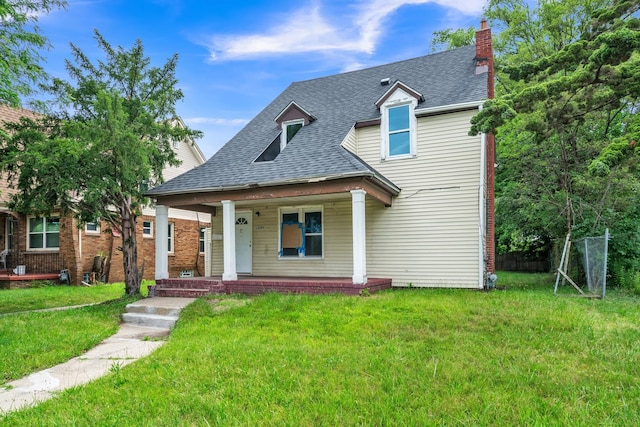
[151,176,399,294]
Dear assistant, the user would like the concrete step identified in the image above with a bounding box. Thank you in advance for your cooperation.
[125,302,182,317]
[153,287,211,298]
[122,312,179,329]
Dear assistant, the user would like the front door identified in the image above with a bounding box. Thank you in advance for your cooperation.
[235,212,252,274]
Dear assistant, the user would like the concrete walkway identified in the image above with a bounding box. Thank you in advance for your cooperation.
[0,297,195,414]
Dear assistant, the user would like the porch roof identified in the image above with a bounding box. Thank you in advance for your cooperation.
[146,45,485,200]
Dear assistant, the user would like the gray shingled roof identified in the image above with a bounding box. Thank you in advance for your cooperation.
[147,45,487,196]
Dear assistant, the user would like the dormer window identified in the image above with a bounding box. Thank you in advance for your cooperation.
[281,119,304,151]
[388,104,411,156]
[375,81,422,160]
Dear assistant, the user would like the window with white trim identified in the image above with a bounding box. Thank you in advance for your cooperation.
[168,223,175,253]
[199,227,206,254]
[279,207,323,258]
[85,219,100,234]
[28,216,60,250]
[280,119,304,151]
[381,99,417,159]
[143,220,153,237]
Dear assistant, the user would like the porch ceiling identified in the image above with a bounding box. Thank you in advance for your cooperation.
[155,177,395,212]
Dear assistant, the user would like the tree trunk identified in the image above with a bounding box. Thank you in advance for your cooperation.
[120,198,141,295]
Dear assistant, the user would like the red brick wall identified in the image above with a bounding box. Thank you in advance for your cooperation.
[8,212,207,284]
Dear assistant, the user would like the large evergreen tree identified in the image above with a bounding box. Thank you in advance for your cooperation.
[464,0,640,280]
[0,31,202,295]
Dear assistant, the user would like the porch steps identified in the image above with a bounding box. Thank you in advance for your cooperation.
[122,297,196,329]
[152,278,225,298]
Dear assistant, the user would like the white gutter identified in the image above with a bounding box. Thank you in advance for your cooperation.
[478,104,487,289]
[415,100,484,117]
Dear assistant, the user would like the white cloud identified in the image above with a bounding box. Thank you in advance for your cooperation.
[205,0,486,61]
[184,117,250,126]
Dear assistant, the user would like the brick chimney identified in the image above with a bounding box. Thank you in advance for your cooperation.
[476,19,496,276]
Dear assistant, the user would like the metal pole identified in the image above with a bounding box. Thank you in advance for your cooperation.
[602,228,609,299]
[554,234,570,294]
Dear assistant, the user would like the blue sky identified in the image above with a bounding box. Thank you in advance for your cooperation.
[33,0,487,158]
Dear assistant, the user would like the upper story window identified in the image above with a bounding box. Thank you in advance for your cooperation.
[382,101,417,159]
[376,81,422,160]
[280,119,304,151]
[28,216,60,250]
[388,105,411,156]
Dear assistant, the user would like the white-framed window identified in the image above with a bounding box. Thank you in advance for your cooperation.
[280,119,304,151]
[381,98,417,160]
[85,219,100,234]
[143,220,153,237]
[199,227,206,254]
[28,216,60,250]
[173,140,180,149]
[168,223,175,253]
[279,207,323,258]
[5,217,14,251]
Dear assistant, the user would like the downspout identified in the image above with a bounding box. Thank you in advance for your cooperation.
[479,126,487,289]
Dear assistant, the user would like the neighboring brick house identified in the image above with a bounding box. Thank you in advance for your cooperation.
[0,105,210,286]
[147,22,496,289]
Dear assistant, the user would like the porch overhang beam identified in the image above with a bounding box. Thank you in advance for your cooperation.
[171,204,217,216]
[154,177,395,208]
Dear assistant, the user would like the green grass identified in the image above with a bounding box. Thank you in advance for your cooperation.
[0,299,130,383]
[3,273,639,425]
[0,281,150,314]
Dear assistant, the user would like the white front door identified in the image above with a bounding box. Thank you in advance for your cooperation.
[235,212,252,274]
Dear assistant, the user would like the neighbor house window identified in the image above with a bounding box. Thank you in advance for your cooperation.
[85,219,100,234]
[280,119,304,151]
[28,216,60,250]
[279,207,323,258]
[168,223,175,253]
[199,228,206,254]
[143,220,153,237]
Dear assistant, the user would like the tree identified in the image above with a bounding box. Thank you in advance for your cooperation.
[0,30,202,295]
[468,0,640,280]
[430,26,476,52]
[0,0,66,107]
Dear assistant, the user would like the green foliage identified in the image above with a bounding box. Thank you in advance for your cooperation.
[430,26,476,52]
[462,1,640,281]
[0,0,66,107]
[0,31,202,295]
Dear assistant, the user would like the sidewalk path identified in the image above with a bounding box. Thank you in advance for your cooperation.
[0,297,194,414]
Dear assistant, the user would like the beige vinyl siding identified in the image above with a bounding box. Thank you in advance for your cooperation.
[209,201,353,277]
[358,109,482,288]
[340,126,358,155]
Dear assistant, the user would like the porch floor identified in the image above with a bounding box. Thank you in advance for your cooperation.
[0,270,61,289]
[154,275,392,297]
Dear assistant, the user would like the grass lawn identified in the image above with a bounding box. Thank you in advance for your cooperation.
[0,281,150,383]
[0,299,130,383]
[0,281,151,314]
[3,272,640,425]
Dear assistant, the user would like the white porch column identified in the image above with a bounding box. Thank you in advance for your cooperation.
[155,205,169,280]
[222,200,237,281]
[351,189,367,284]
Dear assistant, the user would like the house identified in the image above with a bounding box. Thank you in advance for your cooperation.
[146,22,495,292]
[0,105,210,287]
